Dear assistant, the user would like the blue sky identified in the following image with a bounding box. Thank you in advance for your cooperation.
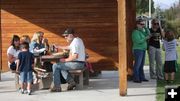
[153,0,179,9]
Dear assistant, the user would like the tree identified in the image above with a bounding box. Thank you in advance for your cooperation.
[136,0,155,14]
[161,3,180,37]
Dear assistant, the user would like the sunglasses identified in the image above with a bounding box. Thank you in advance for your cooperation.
[153,23,159,25]
[64,35,69,37]
[138,23,145,26]
[14,39,20,42]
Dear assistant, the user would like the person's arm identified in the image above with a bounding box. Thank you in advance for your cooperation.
[32,63,34,70]
[16,59,20,72]
[66,53,78,62]
[132,30,149,44]
[159,20,165,38]
[60,53,78,62]
[57,45,70,50]
[16,52,22,72]
[7,53,16,63]
[144,27,150,36]
[32,55,34,70]
[7,47,16,63]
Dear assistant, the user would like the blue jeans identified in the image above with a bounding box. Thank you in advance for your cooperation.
[133,49,146,81]
[52,62,85,88]
[20,71,33,83]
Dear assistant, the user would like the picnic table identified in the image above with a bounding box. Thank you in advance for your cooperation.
[40,54,64,62]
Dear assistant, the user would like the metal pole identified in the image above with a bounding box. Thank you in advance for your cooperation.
[149,0,152,28]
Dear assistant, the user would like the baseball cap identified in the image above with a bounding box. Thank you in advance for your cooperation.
[62,28,74,36]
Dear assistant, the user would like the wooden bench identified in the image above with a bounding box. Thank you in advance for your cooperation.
[69,68,89,89]
[38,68,89,90]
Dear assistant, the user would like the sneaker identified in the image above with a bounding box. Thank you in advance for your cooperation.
[169,80,174,84]
[27,90,32,95]
[165,80,169,84]
[157,77,164,80]
[20,89,25,94]
[67,82,76,90]
[142,79,149,82]
[133,80,142,83]
[50,87,61,92]
[151,76,157,79]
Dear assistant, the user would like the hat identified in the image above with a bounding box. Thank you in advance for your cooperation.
[136,18,144,23]
[62,28,74,36]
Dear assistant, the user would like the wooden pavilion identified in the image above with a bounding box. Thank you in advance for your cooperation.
[0,0,136,96]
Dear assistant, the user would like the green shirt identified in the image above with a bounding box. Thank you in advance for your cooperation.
[132,28,148,50]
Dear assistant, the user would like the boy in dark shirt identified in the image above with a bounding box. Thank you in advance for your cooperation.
[16,42,34,95]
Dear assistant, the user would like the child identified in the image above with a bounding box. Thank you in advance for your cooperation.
[85,53,94,73]
[20,35,39,84]
[162,30,178,84]
[16,42,34,95]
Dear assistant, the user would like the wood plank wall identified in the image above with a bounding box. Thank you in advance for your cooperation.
[1,0,118,71]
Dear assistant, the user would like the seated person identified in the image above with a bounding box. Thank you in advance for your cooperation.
[50,28,86,92]
[29,31,45,55]
[7,35,21,71]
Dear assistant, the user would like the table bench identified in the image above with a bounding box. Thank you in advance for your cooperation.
[69,68,89,89]
[38,67,89,90]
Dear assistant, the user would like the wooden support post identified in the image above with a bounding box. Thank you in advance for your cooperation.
[0,6,2,81]
[117,0,127,96]
[117,0,136,96]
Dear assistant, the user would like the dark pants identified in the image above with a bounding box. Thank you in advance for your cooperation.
[133,49,146,81]
[10,62,16,70]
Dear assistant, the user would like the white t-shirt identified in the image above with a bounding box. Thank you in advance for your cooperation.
[69,37,85,61]
[163,39,178,61]
[7,46,21,67]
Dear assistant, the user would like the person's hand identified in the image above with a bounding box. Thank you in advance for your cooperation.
[60,58,66,62]
[146,34,152,40]
[52,44,57,48]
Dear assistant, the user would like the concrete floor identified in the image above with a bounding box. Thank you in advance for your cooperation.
[0,66,156,101]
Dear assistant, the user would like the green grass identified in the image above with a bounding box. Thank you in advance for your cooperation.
[155,45,180,101]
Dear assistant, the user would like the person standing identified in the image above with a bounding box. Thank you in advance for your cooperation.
[132,19,151,83]
[16,42,34,95]
[148,18,165,80]
[162,30,178,84]
[50,28,86,92]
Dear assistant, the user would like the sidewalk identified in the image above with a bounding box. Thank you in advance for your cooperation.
[0,66,156,101]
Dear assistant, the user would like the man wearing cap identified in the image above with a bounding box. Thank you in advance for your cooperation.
[50,28,86,92]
